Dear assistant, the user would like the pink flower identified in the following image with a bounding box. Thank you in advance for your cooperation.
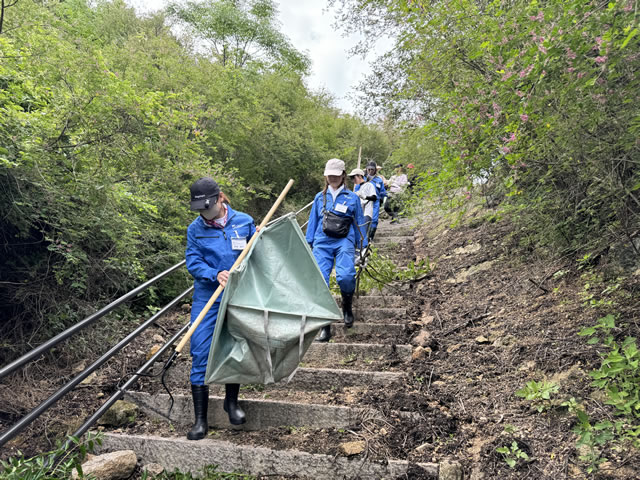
[509,133,517,142]
[501,146,511,154]
[567,67,575,73]
[566,48,576,60]
[577,72,586,78]
[502,71,514,81]
[519,64,534,78]
[520,114,529,122]
[595,56,607,64]
[516,90,525,97]
[539,45,547,54]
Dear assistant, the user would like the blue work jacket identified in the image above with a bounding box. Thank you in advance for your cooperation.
[306,188,368,250]
[185,205,256,302]
[369,176,387,222]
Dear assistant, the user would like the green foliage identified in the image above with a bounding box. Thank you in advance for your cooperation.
[332,0,640,260]
[515,379,559,412]
[573,314,640,471]
[579,315,640,419]
[166,0,310,72]
[0,0,393,363]
[356,246,431,293]
[496,441,529,469]
[0,434,101,480]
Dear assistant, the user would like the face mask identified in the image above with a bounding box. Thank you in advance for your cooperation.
[200,199,222,220]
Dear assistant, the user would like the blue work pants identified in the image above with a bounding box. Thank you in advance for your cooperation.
[312,243,356,294]
[189,297,221,385]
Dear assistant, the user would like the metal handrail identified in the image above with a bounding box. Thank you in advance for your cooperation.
[0,286,194,449]
[67,320,191,445]
[0,198,316,449]
[0,260,186,380]
[265,201,313,228]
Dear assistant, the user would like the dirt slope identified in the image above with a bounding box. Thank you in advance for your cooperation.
[395,207,640,479]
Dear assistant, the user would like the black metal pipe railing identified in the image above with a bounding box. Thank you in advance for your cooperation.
[0,260,186,381]
[1,198,317,450]
[264,201,313,228]
[67,320,191,445]
[0,286,194,449]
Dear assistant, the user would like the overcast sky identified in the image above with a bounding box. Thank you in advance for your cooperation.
[127,0,391,113]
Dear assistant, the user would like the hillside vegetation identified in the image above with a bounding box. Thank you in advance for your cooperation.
[0,0,393,363]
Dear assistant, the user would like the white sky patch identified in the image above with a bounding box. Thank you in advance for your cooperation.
[127,0,392,113]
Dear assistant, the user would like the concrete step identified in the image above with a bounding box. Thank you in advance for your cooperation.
[373,235,414,245]
[330,322,405,342]
[303,342,412,368]
[97,433,441,480]
[376,228,416,237]
[353,307,407,322]
[282,366,405,390]
[157,340,412,391]
[124,392,416,430]
[333,295,404,307]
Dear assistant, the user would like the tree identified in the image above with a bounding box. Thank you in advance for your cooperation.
[166,0,310,72]
[0,0,18,34]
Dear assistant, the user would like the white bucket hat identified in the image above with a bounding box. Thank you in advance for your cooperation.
[324,158,345,176]
[348,168,365,177]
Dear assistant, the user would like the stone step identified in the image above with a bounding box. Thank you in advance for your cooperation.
[330,322,405,341]
[354,306,407,321]
[97,433,442,480]
[373,235,414,245]
[376,228,416,236]
[333,295,404,307]
[283,366,405,390]
[124,392,416,430]
[167,366,404,396]
[303,342,412,368]
[158,340,412,390]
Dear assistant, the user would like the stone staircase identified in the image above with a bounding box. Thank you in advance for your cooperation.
[95,219,463,479]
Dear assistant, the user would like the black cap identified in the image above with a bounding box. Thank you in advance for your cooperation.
[366,161,377,169]
[190,177,220,210]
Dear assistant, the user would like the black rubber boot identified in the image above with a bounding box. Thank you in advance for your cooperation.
[223,383,246,425]
[369,227,377,241]
[316,325,332,342]
[341,291,355,328]
[186,384,209,440]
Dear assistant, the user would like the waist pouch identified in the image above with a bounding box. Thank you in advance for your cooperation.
[321,193,352,238]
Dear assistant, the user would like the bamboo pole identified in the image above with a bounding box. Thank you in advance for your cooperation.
[357,146,362,170]
[175,179,295,353]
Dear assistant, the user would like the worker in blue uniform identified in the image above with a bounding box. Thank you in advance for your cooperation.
[306,159,368,341]
[365,160,387,240]
[185,177,256,439]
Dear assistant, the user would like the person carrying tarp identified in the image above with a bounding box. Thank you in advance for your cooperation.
[184,177,256,440]
[306,159,368,341]
[348,168,377,239]
[364,160,387,240]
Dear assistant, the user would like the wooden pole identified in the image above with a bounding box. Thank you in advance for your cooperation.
[175,179,295,353]
[357,146,362,170]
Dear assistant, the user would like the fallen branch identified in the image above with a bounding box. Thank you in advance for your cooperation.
[528,277,549,294]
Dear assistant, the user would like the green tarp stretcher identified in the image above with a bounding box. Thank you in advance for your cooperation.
[204,213,342,385]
